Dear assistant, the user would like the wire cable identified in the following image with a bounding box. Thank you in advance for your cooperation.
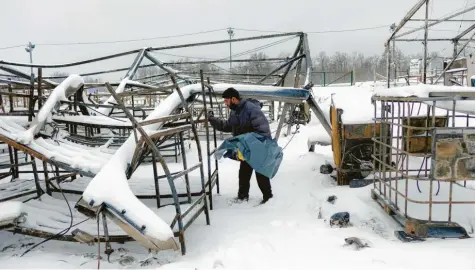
[20,180,77,257]
[235,25,390,34]
[0,28,228,50]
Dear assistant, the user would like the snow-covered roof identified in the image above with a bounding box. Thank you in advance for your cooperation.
[373,84,475,115]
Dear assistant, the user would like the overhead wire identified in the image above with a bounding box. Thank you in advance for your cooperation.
[0,24,394,51]
[0,28,228,50]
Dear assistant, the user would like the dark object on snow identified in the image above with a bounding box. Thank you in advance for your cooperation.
[320,164,334,174]
[394,231,426,242]
[344,237,370,250]
[327,195,337,204]
[71,228,95,245]
[330,212,350,227]
[349,178,373,188]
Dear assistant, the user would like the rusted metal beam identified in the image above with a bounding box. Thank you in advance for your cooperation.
[434,33,475,84]
[116,84,176,97]
[139,113,191,127]
[124,49,147,80]
[395,38,474,41]
[0,33,300,69]
[256,54,305,84]
[37,68,42,109]
[276,36,303,86]
[395,6,475,38]
[409,19,474,22]
[453,24,475,41]
[149,32,302,52]
[148,125,193,140]
[7,227,134,243]
[386,0,427,43]
[0,91,33,98]
[423,0,429,84]
[42,58,288,80]
[0,49,141,69]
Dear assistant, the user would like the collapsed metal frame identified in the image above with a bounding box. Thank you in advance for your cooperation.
[385,0,475,87]
[0,32,323,256]
[0,32,313,132]
[0,55,220,257]
[0,30,316,200]
[371,93,475,238]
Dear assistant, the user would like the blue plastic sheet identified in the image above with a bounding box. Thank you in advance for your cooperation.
[214,132,283,179]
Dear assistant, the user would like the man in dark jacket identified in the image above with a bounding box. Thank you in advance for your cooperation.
[208,87,274,204]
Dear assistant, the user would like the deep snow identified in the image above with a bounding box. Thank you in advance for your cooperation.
[0,84,474,269]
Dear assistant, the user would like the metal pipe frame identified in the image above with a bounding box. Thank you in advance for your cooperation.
[371,94,474,227]
[0,32,308,119]
[104,76,210,255]
[395,38,474,42]
[433,33,476,85]
[395,6,475,39]
[0,32,302,69]
[452,24,475,42]
[385,1,475,88]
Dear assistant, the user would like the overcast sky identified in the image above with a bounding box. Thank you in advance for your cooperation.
[0,0,474,80]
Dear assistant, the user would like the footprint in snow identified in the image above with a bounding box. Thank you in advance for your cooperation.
[213,259,225,268]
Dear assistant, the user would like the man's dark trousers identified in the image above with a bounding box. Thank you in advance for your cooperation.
[238,160,273,200]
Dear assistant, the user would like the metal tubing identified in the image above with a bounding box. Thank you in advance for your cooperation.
[37,68,42,109]
[256,54,305,84]
[200,71,213,210]
[274,103,290,140]
[151,155,161,208]
[395,38,474,42]
[42,161,51,195]
[124,49,147,80]
[276,36,303,86]
[387,0,427,42]
[207,77,220,194]
[30,155,42,197]
[386,41,391,88]
[433,33,475,84]
[144,52,190,83]
[428,100,436,222]
[423,0,429,84]
[404,102,411,216]
[178,132,192,204]
[105,79,188,253]
[169,76,210,225]
[395,6,475,38]
[150,32,301,52]
[453,24,475,41]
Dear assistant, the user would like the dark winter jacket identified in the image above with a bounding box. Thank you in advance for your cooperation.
[209,98,272,139]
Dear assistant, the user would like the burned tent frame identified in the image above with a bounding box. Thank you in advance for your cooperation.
[384,0,475,87]
[0,32,322,256]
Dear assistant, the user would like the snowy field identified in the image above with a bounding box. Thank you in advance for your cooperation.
[0,83,474,269]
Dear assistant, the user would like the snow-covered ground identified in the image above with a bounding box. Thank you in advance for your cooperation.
[0,84,474,269]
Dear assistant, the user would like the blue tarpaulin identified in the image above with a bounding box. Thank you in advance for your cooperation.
[214,132,283,179]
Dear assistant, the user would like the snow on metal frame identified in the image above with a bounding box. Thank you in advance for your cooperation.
[373,84,475,115]
[13,74,84,144]
[0,72,312,251]
[81,82,311,246]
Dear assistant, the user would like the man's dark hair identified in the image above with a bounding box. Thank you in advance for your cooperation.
[221,87,240,99]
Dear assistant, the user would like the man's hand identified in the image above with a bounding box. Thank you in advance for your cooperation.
[223,149,237,160]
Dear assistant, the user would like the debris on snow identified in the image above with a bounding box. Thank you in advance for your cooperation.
[327,195,337,204]
[343,237,370,250]
[330,212,350,228]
